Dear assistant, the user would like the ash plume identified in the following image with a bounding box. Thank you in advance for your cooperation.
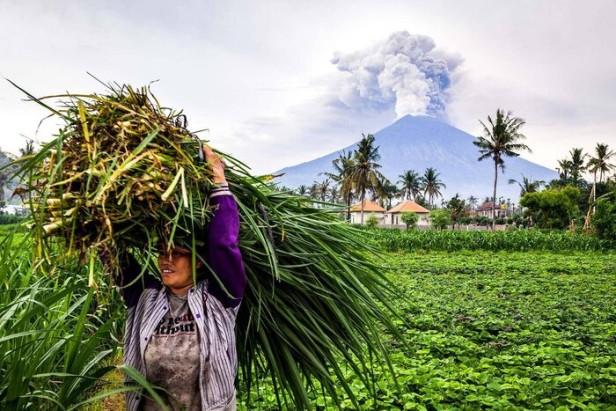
[331,31,462,118]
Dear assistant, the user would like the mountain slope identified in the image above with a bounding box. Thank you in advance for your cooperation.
[275,115,557,201]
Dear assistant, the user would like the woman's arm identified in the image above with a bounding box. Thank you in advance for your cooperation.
[205,187,247,308]
[99,249,159,308]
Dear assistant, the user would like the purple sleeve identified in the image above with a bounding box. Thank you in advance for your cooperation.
[206,194,247,308]
[117,254,160,308]
[100,250,160,308]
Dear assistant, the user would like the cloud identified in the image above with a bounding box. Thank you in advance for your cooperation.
[224,31,461,172]
[331,31,462,118]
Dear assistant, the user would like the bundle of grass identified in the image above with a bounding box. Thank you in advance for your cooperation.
[10,80,400,409]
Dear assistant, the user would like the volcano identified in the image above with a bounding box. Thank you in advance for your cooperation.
[274,115,557,202]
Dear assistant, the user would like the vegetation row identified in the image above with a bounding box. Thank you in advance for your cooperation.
[370,228,613,252]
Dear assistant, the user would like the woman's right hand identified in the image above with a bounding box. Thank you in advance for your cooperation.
[202,144,227,186]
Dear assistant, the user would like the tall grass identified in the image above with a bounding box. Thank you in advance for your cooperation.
[0,227,155,409]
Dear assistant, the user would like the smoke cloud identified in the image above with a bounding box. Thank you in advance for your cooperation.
[331,31,462,118]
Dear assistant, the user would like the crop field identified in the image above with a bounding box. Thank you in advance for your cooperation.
[246,251,616,410]
[1,227,615,410]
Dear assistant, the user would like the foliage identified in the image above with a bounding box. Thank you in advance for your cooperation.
[400,212,418,230]
[365,214,379,228]
[587,143,615,184]
[429,209,451,230]
[508,174,545,197]
[9,81,400,410]
[474,109,530,229]
[520,186,582,229]
[242,251,616,410]
[0,230,139,409]
[420,167,445,207]
[592,191,616,242]
[349,134,386,223]
[0,214,25,225]
[371,228,611,252]
[446,194,466,228]
[397,170,422,201]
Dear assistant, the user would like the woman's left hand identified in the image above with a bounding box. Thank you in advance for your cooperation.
[202,143,227,186]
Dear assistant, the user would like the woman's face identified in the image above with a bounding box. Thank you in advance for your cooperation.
[157,246,200,293]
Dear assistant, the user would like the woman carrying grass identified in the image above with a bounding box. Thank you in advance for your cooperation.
[112,144,246,411]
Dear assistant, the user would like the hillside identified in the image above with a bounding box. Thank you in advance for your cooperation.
[275,115,557,201]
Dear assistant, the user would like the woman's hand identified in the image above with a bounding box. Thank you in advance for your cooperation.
[203,144,227,186]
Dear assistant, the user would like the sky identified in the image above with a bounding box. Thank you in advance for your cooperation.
[1,0,615,175]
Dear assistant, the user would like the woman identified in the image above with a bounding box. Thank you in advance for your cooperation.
[114,144,246,411]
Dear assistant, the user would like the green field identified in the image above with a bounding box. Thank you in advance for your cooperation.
[244,251,616,410]
[2,227,615,410]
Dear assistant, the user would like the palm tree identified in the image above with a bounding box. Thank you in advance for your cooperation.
[587,143,615,184]
[325,151,355,221]
[508,174,545,197]
[309,181,320,200]
[329,185,339,203]
[467,195,478,212]
[474,109,530,229]
[557,159,573,180]
[19,139,36,157]
[378,177,398,209]
[350,134,385,224]
[420,167,446,208]
[296,185,308,196]
[584,143,615,227]
[568,148,587,183]
[398,170,422,201]
[317,178,331,202]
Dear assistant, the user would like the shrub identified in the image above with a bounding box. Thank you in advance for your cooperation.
[520,186,582,229]
[400,212,418,229]
[365,214,379,228]
[592,192,616,242]
[430,209,451,230]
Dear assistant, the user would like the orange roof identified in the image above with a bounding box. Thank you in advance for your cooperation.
[349,199,385,212]
[388,200,429,214]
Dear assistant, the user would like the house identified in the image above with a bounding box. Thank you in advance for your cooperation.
[476,201,508,218]
[349,199,386,225]
[387,200,430,226]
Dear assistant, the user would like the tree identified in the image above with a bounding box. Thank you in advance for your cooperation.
[350,134,385,224]
[365,214,379,229]
[329,185,339,203]
[430,209,451,230]
[421,167,446,208]
[508,174,545,197]
[588,143,614,185]
[296,185,308,196]
[400,212,418,230]
[519,186,582,229]
[315,178,331,202]
[378,178,398,209]
[19,139,36,157]
[557,159,572,180]
[592,191,616,241]
[446,194,466,229]
[325,151,355,221]
[398,170,422,201]
[466,195,478,212]
[584,143,615,228]
[568,148,587,183]
[474,109,530,230]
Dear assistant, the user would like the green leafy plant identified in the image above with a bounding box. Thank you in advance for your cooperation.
[400,212,418,230]
[430,209,451,231]
[8,81,402,410]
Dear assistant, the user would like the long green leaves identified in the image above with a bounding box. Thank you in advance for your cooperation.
[9,82,402,409]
